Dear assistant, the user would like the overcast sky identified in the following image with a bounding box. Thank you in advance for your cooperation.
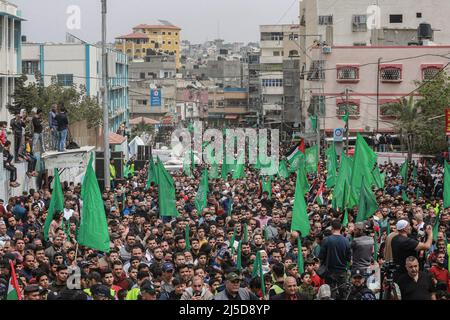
[14,0,299,44]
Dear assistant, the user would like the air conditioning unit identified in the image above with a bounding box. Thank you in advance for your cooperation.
[322,46,332,54]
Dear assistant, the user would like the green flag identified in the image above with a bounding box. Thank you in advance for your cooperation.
[190,149,195,171]
[146,158,157,188]
[372,166,385,189]
[305,145,319,173]
[221,161,229,180]
[433,212,440,242]
[386,222,391,235]
[252,251,266,299]
[355,179,378,223]
[444,161,450,208]
[44,168,64,241]
[402,190,412,204]
[351,134,377,200]
[342,111,349,123]
[77,153,110,253]
[310,115,317,131]
[334,154,352,211]
[412,164,418,181]
[261,176,272,200]
[416,188,421,202]
[183,154,194,178]
[156,157,179,217]
[232,154,246,179]
[288,150,304,173]
[209,163,219,179]
[195,169,209,213]
[298,160,309,194]
[297,237,304,274]
[291,169,311,237]
[325,145,338,188]
[264,226,269,241]
[230,228,237,255]
[278,159,290,179]
[342,209,349,227]
[227,199,233,217]
[243,224,248,243]
[188,122,194,133]
[236,241,242,271]
[399,161,408,185]
[185,224,191,251]
[123,163,129,179]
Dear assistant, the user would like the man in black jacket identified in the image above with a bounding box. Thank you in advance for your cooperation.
[10,112,25,161]
[55,107,69,152]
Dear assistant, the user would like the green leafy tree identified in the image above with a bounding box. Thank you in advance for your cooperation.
[381,96,421,162]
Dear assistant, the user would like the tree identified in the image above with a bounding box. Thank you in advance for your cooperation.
[381,96,421,162]
[8,75,102,129]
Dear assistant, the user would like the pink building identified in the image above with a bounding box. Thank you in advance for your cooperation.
[306,45,450,135]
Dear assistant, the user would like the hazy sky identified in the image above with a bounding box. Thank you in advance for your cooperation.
[14,0,299,44]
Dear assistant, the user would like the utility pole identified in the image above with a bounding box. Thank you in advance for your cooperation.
[376,57,382,133]
[101,0,110,189]
[345,88,350,155]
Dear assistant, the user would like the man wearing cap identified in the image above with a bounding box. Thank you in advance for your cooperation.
[160,262,175,294]
[214,272,258,300]
[347,270,376,300]
[391,219,433,279]
[351,222,373,276]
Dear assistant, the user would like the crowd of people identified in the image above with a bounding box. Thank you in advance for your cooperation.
[1,105,69,188]
[0,131,448,301]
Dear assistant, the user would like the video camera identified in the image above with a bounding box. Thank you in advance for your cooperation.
[380,261,398,282]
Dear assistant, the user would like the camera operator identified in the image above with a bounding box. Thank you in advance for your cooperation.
[391,219,433,280]
[346,270,376,300]
[350,222,373,276]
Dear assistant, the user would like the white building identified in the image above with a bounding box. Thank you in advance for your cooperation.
[0,0,24,122]
[299,0,450,47]
[259,24,300,123]
[22,42,129,132]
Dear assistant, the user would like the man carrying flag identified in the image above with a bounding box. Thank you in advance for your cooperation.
[7,260,22,300]
[315,182,325,206]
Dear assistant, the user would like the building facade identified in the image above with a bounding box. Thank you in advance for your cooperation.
[115,23,181,69]
[22,42,129,132]
[0,0,23,122]
[129,56,177,121]
[307,45,450,135]
[259,24,300,125]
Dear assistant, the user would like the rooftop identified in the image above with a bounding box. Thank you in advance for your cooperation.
[115,32,149,40]
[133,24,181,30]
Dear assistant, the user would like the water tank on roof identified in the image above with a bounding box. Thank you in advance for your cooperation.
[418,23,433,40]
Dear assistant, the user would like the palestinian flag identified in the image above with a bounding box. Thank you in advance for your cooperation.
[315,182,325,205]
[7,260,22,300]
[286,139,305,161]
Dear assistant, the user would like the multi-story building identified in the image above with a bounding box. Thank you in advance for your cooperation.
[259,24,300,125]
[308,45,450,135]
[129,56,177,121]
[115,23,181,69]
[0,0,24,122]
[207,87,249,127]
[300,0,450,47]
[247,51,261,124]
[22,42,129,132]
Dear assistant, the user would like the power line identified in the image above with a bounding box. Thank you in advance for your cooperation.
[275,0,299,25]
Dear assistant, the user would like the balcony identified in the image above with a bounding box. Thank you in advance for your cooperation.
[262,86,283,95]
[260,40,284,49]
[260,56,283,64]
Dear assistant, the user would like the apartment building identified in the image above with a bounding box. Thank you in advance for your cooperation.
[22,42,129,132]
[0,0,24,122]
[115,22,181,69]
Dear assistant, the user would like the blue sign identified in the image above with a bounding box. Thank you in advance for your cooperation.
[334,128,344,142]
[150,89,162,106]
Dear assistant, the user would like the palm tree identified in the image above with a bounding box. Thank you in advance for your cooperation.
[381,96,421,162]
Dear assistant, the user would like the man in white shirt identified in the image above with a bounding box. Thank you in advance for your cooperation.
[63,200,74,220]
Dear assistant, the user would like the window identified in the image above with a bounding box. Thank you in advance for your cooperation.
[422,64,443,80]
[7,18,12,49]
[168,32,172,35]
[319,15,333,25]
[137,99,147,106]
[175,33,178,36]
[416,12,422,18]
[288,34,299,41]
[57,74,73,87]
[309,96,325,116]
[288,50,299,57]
[379,100,398,118]
[162,32,166,35]
[273,51,280,56]
[140,72,145,79]
[380,65,402,82]
[162,41,165,44]
[168,41,171,45]
[390,14,403,23]
[153,32,157,34]
[336,65,359,81]
[262,79,283,87]
[336,100,360,116]
[22,61,39,75]
[353,42,367,46]
[307,60,325,80]
[0,16,3,47]
[175,42,178,45]
[352,15,367,32]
